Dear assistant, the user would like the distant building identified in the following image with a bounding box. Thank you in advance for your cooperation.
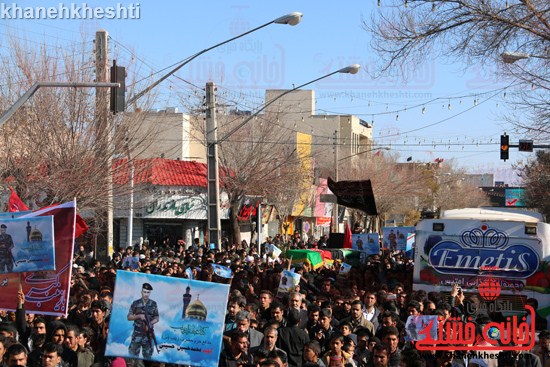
[463,173,494,187]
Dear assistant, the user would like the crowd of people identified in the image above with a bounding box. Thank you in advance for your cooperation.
[0,234,548,367]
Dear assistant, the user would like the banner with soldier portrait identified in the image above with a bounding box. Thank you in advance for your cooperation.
[0,216,55,273]
[106,270,230,367]
[351,233,380,255]
[0,201,77,316]
[382,226,415,251]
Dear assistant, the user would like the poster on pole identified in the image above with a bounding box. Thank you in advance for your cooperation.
[266,244,282,259]
[352,233,380,255]
[382,226,415,251]
[106,270,230,367]
[0,216,55,273]
[276,270,301,298]
[0,201,76,316]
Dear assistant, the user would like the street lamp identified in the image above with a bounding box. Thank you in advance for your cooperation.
[127,12,303,107]
[121,11,301,248]
[206,64,362,248]
[501,52,530,64]
[501,51,548,64]
[216,64,361,144]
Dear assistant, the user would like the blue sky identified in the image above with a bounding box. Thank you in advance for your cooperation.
[0,0,532,183]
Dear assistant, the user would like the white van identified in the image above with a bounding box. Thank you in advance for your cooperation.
[413,207,550,324]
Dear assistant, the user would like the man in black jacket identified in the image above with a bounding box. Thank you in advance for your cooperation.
[219,331,253,367]
[277,309,310,367]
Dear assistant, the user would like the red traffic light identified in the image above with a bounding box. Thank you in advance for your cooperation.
[500,135,509,161]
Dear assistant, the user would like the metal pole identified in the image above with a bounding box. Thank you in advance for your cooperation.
[0,82,118,126]
[257,202,262,254]
[127,152,134,248]
[96,30,114,259]
[126,12,302,108]
[206,82,221,249]
[333,129,339,233]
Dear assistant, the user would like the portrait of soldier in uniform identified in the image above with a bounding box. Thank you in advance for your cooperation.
[0,224,15,273]
[127,283,159,359]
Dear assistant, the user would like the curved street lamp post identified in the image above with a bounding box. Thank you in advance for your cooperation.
[124,12,302,248]
[206,64,362,248]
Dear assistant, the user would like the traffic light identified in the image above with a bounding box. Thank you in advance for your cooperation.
[500,134,509,161]
[519,139,534,152]
[110,60,126,114]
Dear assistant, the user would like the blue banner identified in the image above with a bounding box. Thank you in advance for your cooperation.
[211,264,232,279]
[505,188,525,207]
[352,233,380,255]
[0,216,55,273]
[339,262,352,274]
[184,267,194,280]
[382,226,415,251]
[106,271,230,367]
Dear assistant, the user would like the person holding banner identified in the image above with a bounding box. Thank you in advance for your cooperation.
[127,283,159,359]
[0,224,15,273]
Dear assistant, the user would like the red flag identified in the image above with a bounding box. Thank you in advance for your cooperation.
[75,213,89,238]
[36,202,88,238]
[8,187,29,212]
[343,222,353,249]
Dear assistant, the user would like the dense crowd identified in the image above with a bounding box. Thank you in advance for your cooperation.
[0,234,548,367]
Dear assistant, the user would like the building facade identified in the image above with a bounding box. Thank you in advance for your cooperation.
[116,89,373,247]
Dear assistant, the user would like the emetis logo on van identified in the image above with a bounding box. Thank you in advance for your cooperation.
[428,224,539,278]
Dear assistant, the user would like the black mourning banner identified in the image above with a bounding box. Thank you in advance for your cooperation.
[327,177,378,215]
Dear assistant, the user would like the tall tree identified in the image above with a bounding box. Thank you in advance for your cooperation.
[0,34,154,238]
[187,102,311,246]
[365,0,549,133]
[341,153,488,226]
[517,150,550,219]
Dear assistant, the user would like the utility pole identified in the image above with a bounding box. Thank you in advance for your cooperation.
[127,144,134,249]
[206,82,221,249]
[95,30,113,259]
[332,129,339,233]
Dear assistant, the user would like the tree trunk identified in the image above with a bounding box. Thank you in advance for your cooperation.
[229,200,241,246]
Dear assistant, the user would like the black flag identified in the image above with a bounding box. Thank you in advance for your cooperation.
[327,177,377,215]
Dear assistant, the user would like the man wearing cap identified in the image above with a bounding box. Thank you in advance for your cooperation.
[127,283,159,359]
[0,224,15,273]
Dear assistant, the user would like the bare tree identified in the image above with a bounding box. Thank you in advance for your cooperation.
[365,0,549,133]
[0,34,156,237]
[267,159,314,241]
[185,99,311,245]
[516,150,550,220]
[341,153,425,212]
[340,153,488,228]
